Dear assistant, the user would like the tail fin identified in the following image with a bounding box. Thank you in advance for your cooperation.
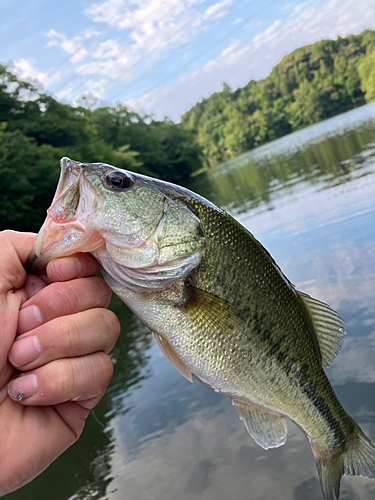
[314,424,375,500]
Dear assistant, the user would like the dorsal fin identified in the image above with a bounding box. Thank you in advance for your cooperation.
[297,290,346,367]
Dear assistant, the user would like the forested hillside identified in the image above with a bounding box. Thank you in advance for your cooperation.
[0,67,203,231]
[2,29,375,231]
[180,29,375,167]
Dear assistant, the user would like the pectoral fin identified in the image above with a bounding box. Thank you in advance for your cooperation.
[232,400,287,450]
[154,332,193,382]
[178,282,244,333]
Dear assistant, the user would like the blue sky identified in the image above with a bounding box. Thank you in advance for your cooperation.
[1,0,374,121]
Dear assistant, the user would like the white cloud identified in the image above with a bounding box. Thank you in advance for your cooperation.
[77,0,234,83]
[329,332,375,385]
[93,39,124,59]
[47,28,101,63]
[10,58,61,88]
[56,86,75,101]
[127,0,375,120]
[84,77,110,98]
[293,0,314,14]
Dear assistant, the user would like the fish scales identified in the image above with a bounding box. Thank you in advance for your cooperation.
[28,158,375,500]
[178,199,352,446]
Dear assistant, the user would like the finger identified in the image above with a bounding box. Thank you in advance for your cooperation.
[0,231,36,283]
[46,253,99,282]
[15,274,50,305]
[7,352,114,408]
[17,277,112,335]
[9,308,121,370]
[0,231,36,380]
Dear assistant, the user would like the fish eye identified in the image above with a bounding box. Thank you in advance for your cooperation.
[105,171,133,190]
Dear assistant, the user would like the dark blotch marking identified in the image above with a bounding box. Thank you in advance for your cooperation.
[253,312,347,446]
[289,363,347,445]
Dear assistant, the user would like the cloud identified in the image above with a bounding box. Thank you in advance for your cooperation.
[84,77,110,98]
[10,58,61,89]
[93,39,124,59]
[127,0,375,120]
[329,332,375,385]
[125,41,245,118]
[76,0,234,83]
[56,86,75,101]
[85,0,233,51]
[47,28,101,63]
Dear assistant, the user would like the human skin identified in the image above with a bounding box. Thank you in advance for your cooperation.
[0,231,121,496]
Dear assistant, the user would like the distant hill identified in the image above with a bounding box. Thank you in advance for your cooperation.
[180,29,375,167]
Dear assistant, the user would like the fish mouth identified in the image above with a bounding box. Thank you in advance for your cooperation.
[27,157,104,273]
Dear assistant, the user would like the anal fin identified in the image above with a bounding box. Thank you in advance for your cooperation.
[154,332,193,383]
[232,400,287,450]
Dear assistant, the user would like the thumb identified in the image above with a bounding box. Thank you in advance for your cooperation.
[0,231,36,289]
[0,231,36,381]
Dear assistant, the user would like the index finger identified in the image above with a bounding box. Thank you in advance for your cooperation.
[46,253,99,282]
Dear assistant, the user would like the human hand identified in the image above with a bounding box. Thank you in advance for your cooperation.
[0,230,120,496]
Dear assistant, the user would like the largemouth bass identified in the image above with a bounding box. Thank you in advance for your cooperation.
[29,158,375,500]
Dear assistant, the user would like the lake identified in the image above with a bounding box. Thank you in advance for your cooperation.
[6,103,375,500]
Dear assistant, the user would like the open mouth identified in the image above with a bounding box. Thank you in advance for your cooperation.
[47,158,83,223]
[27,158,105,272]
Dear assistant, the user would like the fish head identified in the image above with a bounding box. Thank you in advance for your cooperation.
[29,157,206,292]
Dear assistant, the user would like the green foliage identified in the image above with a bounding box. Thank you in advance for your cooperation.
[0,128,61,231]
[181,29,375,167]
[0,67,203,231]
[1,29,375,231]
[358,47,375,102]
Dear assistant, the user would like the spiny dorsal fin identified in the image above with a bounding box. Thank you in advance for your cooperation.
[232,400,287,450]
[297,291,346,367]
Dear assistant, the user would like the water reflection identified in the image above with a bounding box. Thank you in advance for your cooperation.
[5,103,375,500]
[190,102,375,217]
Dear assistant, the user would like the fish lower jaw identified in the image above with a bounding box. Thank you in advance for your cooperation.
[29,216,105,272]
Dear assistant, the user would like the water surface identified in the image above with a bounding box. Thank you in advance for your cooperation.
[6,103,375,500]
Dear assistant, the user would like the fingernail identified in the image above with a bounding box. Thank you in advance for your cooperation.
[53,257,83,281]
[8,373,38,401]
[9,336,42,368]
[17,305,43,335]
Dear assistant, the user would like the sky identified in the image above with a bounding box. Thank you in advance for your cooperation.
[1,0,374,121]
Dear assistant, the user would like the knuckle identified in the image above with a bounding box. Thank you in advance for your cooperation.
[38,354,113,405]
[79,253,99,276]
[97,353,114,388]
[104,310,121,338]
[59,315,81,352]
[91,276,112,307]
[47,281,77,317]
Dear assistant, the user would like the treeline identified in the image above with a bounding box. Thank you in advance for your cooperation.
[2,29,375,231]
[180,29,375,166]
[0,66,203,231]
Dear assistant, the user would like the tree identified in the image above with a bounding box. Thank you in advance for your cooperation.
[0,128,61,231]
[181,29,372,167]
[358,48,375,102]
